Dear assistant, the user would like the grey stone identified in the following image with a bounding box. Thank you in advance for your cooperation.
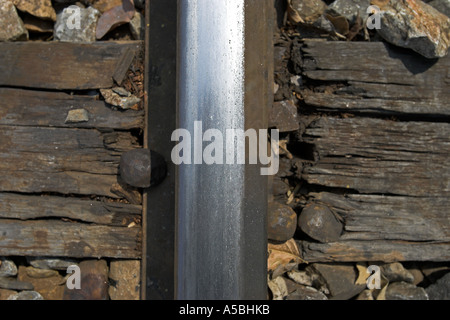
[65,108,89,123]
[429,0,450,17]
[112,87,131,97]
[286,282,328,300]
[385,282,429,300]
[0,1,28,41]
[54,6,100,42]
[0,259,17,277]
[307,263,365,300]
[129,11,145,40]
[28,257,78,270]
[269,100,300,133]
[328,0,371,24]
[426,272,450,300]
[381,262,415,283]
[376,0,450,59]
[7,290,44,300]
[0,277,34,291]
[312,15,336,34]
[289,0,328,24]
[100,88,141,110]
[287,269,314,287]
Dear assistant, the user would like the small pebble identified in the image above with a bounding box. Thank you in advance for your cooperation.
[65,109,89,123]
[7,291,44,300]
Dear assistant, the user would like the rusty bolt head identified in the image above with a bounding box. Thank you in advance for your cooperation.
[120,149,152,188]
[119,149,167,188]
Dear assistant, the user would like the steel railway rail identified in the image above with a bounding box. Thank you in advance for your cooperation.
[141,0,273,300]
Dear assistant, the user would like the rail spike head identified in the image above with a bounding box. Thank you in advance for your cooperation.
[119,149,167,188]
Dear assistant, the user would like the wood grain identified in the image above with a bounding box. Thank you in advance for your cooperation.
[0,126,139,197]
[0,193,141,226]
[0,88,144,130]
[0,41,142,90]
[0,219,141,258]
[300,40,450,117]
[301,117,450,197]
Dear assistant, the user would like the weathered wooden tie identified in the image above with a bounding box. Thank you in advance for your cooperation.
[296,40,450,262]
[0,41,144,259]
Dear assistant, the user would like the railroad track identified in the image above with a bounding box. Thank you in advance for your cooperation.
[0,0,448,301]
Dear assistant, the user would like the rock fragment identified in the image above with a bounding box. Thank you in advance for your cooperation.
[376,0,450,59]
[307,263,366,300]
[96,0,135,39]
[7,290,44,300]
[288,0,328,24]
[92,0,123,13]
[328,0,370,24]
[100,88,141,110]
[407,265,425,286]
[0,289,17,300]
[108,260,140,300]
[65,108,89,123]
[0,277,34,291]
[0,259,17,277]
[13,0,56,21]
[0,1,28,41]
[381,262,415,283]
[54,6,100,42]
[28,257,78,270]
[24,266,59,279]
[385,281,429,300]
[269,100,300,133]
[287,269,314,287]
[129,11,145,40]
[429,0,450,17]
[18,266,64,300]
[425,272,450,300]
[286,284,328,300]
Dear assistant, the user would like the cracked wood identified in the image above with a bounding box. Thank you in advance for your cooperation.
[300,40,450,117]
[302,117,449,197]
[0,41,142,90]
[0,219,141,258]
[0,126,139,197]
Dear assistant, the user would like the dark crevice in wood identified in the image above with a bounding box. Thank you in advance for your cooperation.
[0,190,125,202]
[299,104,450,123]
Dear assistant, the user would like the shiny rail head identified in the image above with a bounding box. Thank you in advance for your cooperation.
[176,0,271,300]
